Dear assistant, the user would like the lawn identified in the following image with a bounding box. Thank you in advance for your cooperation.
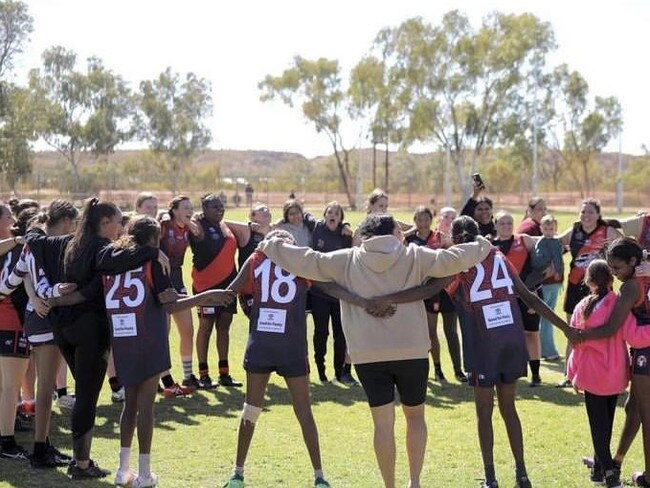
[1,206,644,487]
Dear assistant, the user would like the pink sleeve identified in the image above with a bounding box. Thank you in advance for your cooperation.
[624,317,650,348]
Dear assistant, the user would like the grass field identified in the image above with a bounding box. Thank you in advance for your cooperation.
[1,207,645,487]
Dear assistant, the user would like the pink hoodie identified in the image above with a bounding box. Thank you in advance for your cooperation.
[568,291,650,395]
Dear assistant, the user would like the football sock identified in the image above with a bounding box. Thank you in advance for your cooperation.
[182,356,193,379]
[218,359,229,376]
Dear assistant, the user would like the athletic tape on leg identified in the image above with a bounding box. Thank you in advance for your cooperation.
[241,403,262,424]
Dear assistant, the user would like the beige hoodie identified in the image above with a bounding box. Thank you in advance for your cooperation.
[258,234,492,364]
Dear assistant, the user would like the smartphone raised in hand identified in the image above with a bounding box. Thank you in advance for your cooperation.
[472,173,485,190]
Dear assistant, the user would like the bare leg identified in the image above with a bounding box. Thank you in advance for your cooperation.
[402,403,426,488]
[369,402,396,488]
[286,375,323,471]
[474,387,496,478]
[614,390,640,464]
[496,383,525,467]
[0,357,30,436]
[34,345,61,442]
[234,373,270,467]
[215,312,234,364]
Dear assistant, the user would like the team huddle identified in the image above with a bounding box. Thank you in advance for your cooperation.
[1,184,650,488]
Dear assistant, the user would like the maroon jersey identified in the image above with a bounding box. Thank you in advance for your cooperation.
[160,220,190,269]
[103,261,170,387]
[0,247,26,332]
[639,215,650,251]
[447,248,528,379]
[244,251,309,368]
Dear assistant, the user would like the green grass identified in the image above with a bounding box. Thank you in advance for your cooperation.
[1,207,643,487]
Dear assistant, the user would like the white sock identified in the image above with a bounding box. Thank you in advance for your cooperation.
[314,469,324,479]
[182,356,193,379]
[139,453,151,479]
[119,447,130,472]
[234,465,244,477]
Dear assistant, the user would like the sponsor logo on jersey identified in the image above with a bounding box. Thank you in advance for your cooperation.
[637,355,647,368]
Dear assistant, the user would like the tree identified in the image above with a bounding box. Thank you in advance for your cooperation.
[0,85,39,190]
[349,52,401,192]
[139,67,212,194]
[29,46,136,193]
[259,56,357,208]
[374,12,556,198]
[547,64,622,196]
[0,0,32,114]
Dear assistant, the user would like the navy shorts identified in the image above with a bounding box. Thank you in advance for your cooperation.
[632,347,650,376]
[24,310,55,347]
[466,369,525,388]
[193,272,237,317]
[564,282,590,315]
[518,297,541,332]
[355,358,429,407]
[0,330,30,358]
[244,357,309,378]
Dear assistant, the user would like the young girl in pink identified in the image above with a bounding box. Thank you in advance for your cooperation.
[568,259,650,488]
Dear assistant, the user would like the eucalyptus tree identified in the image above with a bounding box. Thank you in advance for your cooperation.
[259,56,357,208]
[547,64,622,196]
[29,46,136,193]
[374,11,556,198]
[138,67,212,194]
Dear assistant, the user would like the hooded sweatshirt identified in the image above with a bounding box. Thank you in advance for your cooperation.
[258,234,492,364]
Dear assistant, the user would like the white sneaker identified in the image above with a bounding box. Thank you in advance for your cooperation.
[56,394,76,411]
[111,387,125,403]
[133,472,157,487]
[114,469,136,486]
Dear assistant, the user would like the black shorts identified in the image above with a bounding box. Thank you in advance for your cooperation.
[170,267,187,294]
[518,297,541,332]
[355,358,429,407]
[0,330,30,358]
[244,357,309,378]
[631,347,650,376]
[24,310,55,347]
[466,370,525,388]
[564,282,590,315]
[193,271,237,317]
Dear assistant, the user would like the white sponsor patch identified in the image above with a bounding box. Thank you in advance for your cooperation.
[482,301,514,329]
[256,308,287,334]
[111,313,137,337]
[201,307,216,315]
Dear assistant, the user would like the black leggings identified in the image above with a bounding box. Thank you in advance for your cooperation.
[54,311,110,461]
[585,391,619,472]
[311,295,346,379]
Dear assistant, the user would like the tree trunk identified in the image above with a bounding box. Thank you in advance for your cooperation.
[372,142,377,188]
[332,148,355,209]
[384,143,389,192]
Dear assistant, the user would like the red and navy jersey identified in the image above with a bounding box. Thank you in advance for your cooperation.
[238,224,265,270]
[103,261,171,387]
[0,247,27,331]
[244,251,310,367]
[447,248,528,376]
[190,217,237,292]
[406,230,449,250]
[159,220,189,269]
[638,215,650,251]
[568,224,608,285]
[493,234,530,280]
[632,276,650,327]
